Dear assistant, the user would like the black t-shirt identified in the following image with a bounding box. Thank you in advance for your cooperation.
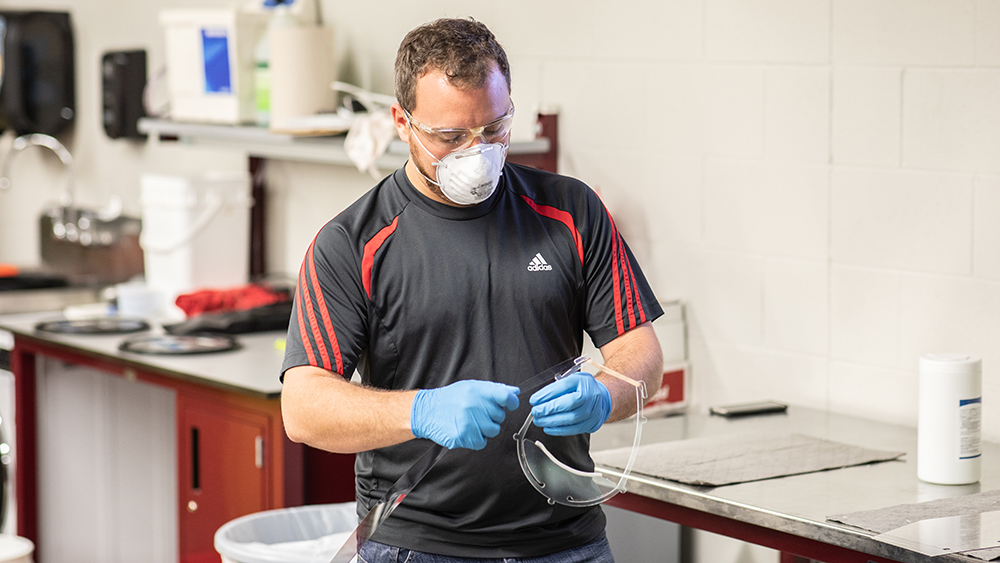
[282,163,662,557]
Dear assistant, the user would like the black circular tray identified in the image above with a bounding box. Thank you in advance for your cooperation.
[118,334,241,355]
[35,318,150,335]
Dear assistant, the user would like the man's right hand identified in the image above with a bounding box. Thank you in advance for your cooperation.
[410,380,520,450]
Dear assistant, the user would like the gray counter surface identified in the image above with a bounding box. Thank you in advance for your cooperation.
[5,309,995,561]
[592,407,998,562]
[0,311,286,397]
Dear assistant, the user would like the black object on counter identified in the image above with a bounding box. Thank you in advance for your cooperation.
[119,334,241,355]
[163,301,293,336]
[35,317,149,335]
[0,273,69,292]
[709,401,788,418]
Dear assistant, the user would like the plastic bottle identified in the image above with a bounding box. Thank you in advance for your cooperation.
[917,353,982,485]
[254,28,271,127]
[253,0,309,127]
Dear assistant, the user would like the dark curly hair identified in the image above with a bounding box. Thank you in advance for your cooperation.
[394,18,511,113]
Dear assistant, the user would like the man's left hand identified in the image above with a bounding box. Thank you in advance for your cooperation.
[529,371,611,435]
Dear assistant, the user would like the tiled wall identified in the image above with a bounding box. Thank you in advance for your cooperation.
[0,0,995,444]
[349,0,997,441]
[259,0,1000,441]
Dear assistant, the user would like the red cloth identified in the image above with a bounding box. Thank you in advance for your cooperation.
[174,284,288,317]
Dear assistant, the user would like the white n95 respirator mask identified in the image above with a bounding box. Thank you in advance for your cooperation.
[411,133,507,205]
[433,143,507,205]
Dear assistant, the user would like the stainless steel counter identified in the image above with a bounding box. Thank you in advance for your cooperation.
[0,311,285,397]
[592,407,998,562]
[6,307,994,561]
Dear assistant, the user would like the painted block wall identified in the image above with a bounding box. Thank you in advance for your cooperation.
[0,2,998,562]
[278,0,1000,443]
[3,1,994,441]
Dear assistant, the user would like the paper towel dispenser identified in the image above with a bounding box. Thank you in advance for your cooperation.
[0,11,76,136]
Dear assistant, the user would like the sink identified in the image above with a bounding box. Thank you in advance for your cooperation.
[0,286,103,315]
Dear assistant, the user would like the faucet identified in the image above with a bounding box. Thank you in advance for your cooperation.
[0,134,117,246]
[0,133,75,208]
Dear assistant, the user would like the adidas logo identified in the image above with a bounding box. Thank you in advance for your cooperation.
[527,253,553,272]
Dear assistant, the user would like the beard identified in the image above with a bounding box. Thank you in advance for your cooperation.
[408,143,450,202]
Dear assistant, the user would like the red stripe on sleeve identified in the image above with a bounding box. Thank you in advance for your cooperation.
[605,207,625,335]
[301,242,332,371]
[362,216,400,299]
[306,242,344,374]
[520,195,584,265]
[626,255,647,324]
[295,262,318,367]
[617,232,636,330]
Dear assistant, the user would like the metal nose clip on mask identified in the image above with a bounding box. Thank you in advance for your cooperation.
[408,120,508,206]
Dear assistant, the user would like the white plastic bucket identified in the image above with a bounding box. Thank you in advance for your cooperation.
[140,172,252,315]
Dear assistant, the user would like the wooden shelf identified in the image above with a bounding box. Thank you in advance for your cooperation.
[137,118,553,169]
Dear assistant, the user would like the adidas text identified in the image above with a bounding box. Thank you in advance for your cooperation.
[527,253,553,272]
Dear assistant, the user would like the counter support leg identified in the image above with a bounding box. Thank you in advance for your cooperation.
[606,493,901,563]
[11,348,38,558]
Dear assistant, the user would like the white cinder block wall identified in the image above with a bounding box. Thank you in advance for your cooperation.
[289,0,1000,440]
[1,1,999,562]
[2,0,994,439]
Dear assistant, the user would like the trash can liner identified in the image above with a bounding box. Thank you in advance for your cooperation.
[215,502,358,563]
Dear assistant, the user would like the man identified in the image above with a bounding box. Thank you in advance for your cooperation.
[281,17,664,563]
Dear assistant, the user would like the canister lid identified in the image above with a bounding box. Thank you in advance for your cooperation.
[920,353,982,374]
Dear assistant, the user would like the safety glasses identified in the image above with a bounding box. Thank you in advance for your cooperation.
[404,102,515,152]
[514,356,648,507]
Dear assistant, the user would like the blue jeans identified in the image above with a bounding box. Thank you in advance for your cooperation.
[357,533,614,563]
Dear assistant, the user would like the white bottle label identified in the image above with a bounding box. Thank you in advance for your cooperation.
[958,397,982,459]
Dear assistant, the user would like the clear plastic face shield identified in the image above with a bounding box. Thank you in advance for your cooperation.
[515,356,648,507]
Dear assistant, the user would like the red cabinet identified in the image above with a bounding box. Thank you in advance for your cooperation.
[5,328,362,562]
[9,337,307,563]
[177,394,272,563]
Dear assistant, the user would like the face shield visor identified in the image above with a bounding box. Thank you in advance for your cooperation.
[514,356,648,507]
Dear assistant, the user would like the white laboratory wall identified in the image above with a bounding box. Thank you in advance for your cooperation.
[0,1,999,562]
[0,0,248,268]
[298,0,998,445]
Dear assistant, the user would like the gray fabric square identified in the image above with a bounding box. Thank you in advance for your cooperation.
[592,432,904,487]
[829,490,1000,561]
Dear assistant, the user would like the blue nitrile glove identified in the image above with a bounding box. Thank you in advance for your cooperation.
[529,371,612,436]
[411,380,520,450]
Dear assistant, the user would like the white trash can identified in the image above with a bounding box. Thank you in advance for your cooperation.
[0,535,33,563]
[215,503,358,563]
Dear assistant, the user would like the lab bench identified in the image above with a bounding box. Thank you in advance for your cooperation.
[3,308,996,563]
[0,311,354,563]
[591,405,999,563]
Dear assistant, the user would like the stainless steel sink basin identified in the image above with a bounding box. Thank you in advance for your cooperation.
[0,286,103,314]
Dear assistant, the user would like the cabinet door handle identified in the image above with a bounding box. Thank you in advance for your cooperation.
[255,436,264,469]
[191,427,200,490]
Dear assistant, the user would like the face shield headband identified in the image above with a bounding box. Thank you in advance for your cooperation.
[514,356,648,507]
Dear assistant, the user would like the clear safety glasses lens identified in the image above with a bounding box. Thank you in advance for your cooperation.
[514,356,647,507]
[405,104,515,152]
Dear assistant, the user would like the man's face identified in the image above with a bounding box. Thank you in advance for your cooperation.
[392,65,512,205]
